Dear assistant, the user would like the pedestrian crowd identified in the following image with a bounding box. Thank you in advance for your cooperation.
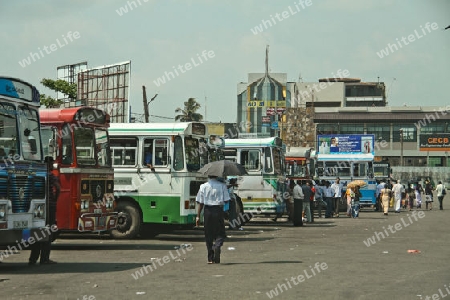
[196,175,446,264]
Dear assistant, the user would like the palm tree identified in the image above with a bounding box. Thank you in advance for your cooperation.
[174,98,203,122]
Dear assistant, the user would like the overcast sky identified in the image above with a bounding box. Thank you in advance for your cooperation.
[2,0,449,123]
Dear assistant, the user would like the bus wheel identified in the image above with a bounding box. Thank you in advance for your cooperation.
[110,201,141,239]
[235,195,251,224]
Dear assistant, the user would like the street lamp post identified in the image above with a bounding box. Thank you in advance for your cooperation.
[400,128,403,167]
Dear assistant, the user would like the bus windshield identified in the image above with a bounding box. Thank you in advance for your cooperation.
[272,147,284,175]
[95,128,111,167]
[74,127,96,166]
[185,136,206,171]
[287,161,308,177]
[0,102,18,158]
[18,105,41,161]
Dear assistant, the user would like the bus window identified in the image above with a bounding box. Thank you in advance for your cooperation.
[173,136,184,171]
[354,163,367,177]
[61,124,73,165]
[240,149,260,171]
[95,129,111,167]
[154,138,169,166]
[74,127,95,166]
[264,147,273,173]
[323,162,351,177]
[110,137,137,167]
[19,106,41,161]
[185,137,200,171]
[273,148,283,175]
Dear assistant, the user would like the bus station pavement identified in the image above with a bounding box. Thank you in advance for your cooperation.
[1,206,449,300]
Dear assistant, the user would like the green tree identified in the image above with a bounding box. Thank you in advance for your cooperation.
[174,98,203,122]
[39,79,77,108]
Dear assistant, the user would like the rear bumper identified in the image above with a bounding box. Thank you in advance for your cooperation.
[78,212,118,232]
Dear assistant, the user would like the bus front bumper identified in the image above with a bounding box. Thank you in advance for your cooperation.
[78,212,118,232]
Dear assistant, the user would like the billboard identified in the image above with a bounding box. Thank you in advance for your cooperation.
[419,134,450,151]
[317,134,375,155]
[77,61,131,123]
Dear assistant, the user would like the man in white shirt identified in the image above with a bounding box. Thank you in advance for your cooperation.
[196,176,230,264]
[331,177,343,217]
[436,181,446,210]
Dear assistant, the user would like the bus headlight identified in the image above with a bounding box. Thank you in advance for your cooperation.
[105,199,114,209]
[0,204,6,220]
[81,200,89,210]
[33,204,46,219]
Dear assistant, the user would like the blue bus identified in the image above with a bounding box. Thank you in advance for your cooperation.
[315,134,377,208]
[0,77,48,250]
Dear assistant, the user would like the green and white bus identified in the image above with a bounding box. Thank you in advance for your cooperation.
[222,137,286,219]
[108,122,217,239]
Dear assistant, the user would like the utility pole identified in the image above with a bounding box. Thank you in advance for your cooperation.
[142,85,158,123]
[400,128,404,167]
[143,86,149,123]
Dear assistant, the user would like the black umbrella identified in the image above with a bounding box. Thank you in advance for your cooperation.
[198,160,247,177]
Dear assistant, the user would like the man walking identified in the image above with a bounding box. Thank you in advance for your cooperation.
[324,181,334,218]
[196,175,230,264]
[292,180,304,226]
[302,181,313,223]
[331,177,343,217]
[436,181,446,210]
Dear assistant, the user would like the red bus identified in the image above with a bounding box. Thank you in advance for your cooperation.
[39,107,117,233]
[285,147,313,182]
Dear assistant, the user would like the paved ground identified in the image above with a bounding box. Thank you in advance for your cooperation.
[1,205,449,300]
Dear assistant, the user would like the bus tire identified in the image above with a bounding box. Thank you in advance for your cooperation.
[235,194,251,224]
[110,201,141,239]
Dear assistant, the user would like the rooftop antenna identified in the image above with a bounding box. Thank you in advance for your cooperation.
[265,45,269,76]
[204,93,207,121]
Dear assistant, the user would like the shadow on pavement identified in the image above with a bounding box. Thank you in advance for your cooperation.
[221,260,302,265]
[0,262,143,274]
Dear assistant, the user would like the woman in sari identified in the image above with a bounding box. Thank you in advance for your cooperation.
[380,183,392,216]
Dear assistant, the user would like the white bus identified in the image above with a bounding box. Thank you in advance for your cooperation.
[222,137,286,219]
[108,122,218,239]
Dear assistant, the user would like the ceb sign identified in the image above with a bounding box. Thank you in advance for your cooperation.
[427,137,449,144]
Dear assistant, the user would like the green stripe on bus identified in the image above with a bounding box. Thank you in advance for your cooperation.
[138,195,195,225]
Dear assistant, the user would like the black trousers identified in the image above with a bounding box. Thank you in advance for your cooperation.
[204,205,226,262]
[29,205,56,263]
[333,197,340,215]
[293,198,303,226]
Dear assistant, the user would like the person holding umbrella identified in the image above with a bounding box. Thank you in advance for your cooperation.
[196,161,246,264]
[196,175,230,264]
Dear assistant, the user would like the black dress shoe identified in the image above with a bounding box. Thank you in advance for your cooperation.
[40,259,57,264]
